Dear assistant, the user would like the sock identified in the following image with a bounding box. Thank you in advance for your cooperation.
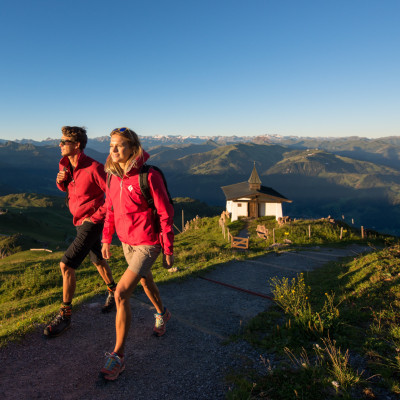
[107,281,117,291]
[157,307,166,316]
[61,302,72,317]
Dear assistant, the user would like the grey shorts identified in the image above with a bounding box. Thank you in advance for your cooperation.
[122,243,161,277]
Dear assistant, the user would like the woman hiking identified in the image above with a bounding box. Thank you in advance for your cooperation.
[100,127,174,381]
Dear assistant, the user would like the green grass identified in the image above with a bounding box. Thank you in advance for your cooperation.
[0,249,125,345]
[0,215,266,346]
[173,197,223,227]
[247,216,391,249]
[0,193,75,250]
[0,208,74,245]
[0,193,63,208]
[0,214,393,348]
[0,194,224,252]
[228,243,400,399]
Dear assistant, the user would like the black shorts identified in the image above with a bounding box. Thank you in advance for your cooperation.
[61,221,104,269]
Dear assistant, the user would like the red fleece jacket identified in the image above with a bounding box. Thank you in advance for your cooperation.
[102,152,174,255]
[57,152,107,226]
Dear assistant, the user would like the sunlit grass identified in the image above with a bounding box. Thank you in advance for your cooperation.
[0,216,266,345]
[229,243,400,398]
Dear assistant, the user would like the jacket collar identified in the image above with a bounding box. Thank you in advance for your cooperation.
[60,151,87,171]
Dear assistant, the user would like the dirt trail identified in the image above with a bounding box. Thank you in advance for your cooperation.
[0,245,371,400]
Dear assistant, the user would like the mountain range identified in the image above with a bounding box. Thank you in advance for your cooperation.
[5,134,400,169]
[0,134,399,235]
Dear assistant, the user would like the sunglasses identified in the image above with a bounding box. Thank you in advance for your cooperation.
[111,127,132,136]
[60,139,76,146]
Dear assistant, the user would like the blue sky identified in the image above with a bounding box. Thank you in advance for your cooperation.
[0,0,399,140]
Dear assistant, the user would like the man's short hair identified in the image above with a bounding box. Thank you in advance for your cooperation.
[61,126,88,150]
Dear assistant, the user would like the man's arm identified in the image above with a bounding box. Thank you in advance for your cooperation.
[89,163,108,224]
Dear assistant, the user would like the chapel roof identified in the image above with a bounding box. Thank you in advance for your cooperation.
[221,164,292,203]
[221,181,291,203]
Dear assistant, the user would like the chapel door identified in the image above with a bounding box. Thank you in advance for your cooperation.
[249,200,258,218]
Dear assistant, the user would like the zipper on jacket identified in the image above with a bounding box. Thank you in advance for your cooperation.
[119,177,128,237]
[71,169,76,197]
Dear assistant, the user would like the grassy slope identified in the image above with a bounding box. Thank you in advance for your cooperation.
[161,143,286,176]
[266,149,400,203]
[228,243,400,399]
[0,194,222,253]
[0,193,75,249]
[276,136,400,170]
[0,216,236,346]
[0,215,389,347]
[1,195,399,398]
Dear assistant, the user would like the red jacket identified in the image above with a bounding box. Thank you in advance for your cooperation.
[102,151,174,255]
[57,152,107,226]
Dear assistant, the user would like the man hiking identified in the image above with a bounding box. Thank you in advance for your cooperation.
[44,126,117,337]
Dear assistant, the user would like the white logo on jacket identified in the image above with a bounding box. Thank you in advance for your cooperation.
[128,185,133,192]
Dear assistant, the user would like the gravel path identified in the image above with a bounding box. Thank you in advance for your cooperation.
[0,245,372,400]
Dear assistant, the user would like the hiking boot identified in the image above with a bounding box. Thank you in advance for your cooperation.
[100,352,125,381]
[153,308,171,337]
[43,308,71,337]
[101,290,115,313]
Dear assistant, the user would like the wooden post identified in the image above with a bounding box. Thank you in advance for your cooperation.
[223,222,226,239]
[273,228,275,244]
[173,224,182,233]
[227,228,230,242]
[182,209,184,232]
[351,218,354,225]
[340,227,343,240]
[308,225,311,238]
[361,226,364,239]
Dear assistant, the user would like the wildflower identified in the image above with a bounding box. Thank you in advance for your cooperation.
[332,381,339,388]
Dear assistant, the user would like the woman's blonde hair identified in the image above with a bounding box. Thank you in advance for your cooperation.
[104,128,143,177]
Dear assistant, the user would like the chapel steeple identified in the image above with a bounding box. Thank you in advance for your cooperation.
[248,162,261,190]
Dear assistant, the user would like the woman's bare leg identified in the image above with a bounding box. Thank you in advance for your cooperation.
[113,269,141,355]
[140,271,163,314]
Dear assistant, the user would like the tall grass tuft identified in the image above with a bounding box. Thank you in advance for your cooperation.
[321,337,364,390]
[270,273,310,319]
[284,339,364,396]
[270,274,340,335]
